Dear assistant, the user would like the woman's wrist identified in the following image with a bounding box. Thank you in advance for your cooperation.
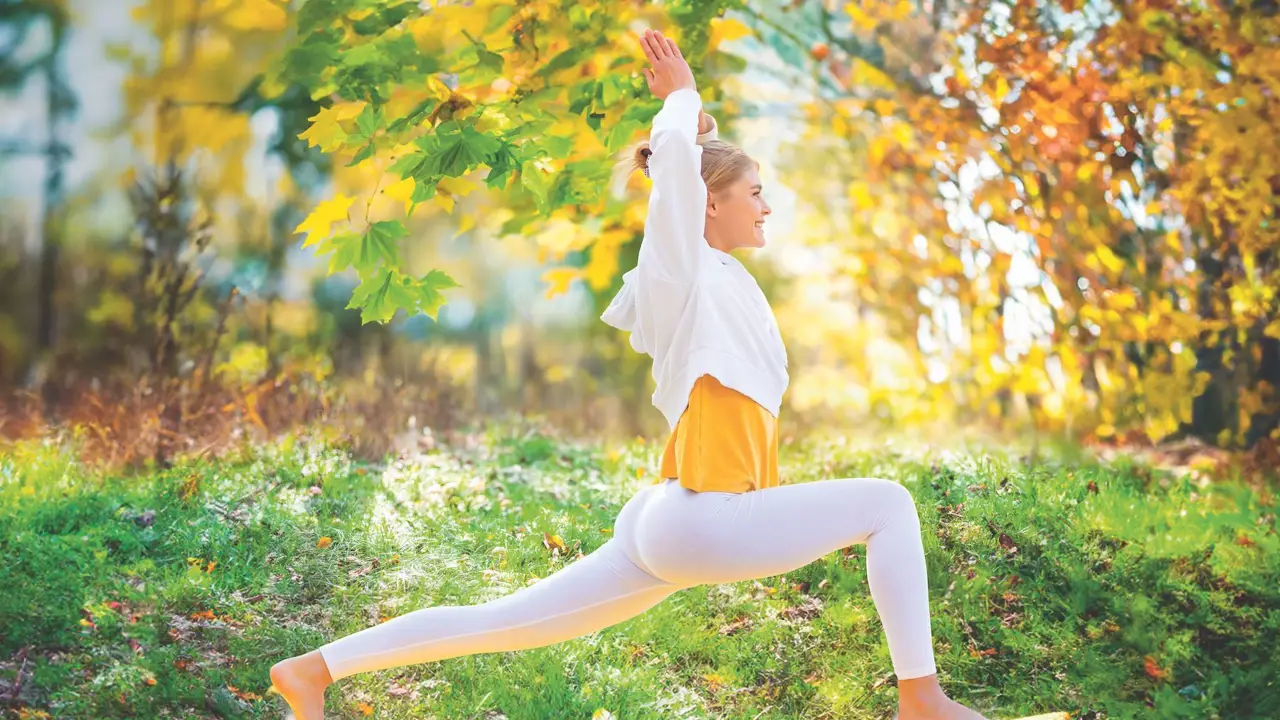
[697,109,713,135]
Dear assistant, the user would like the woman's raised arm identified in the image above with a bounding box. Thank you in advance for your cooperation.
[637,29,709,282]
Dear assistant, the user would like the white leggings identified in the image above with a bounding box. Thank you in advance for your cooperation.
[319,477,937,682]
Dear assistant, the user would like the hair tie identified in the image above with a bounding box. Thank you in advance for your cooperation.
[641,147,653,178]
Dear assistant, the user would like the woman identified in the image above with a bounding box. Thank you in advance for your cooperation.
[270,29,988,720]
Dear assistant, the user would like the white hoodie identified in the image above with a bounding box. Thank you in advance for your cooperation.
[601,88,789,431]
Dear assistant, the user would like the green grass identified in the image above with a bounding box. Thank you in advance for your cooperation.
[1,427,1277,719]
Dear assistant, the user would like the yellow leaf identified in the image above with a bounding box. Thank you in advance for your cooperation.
[179,106,247,153]
[583,244,619,291]
[542,267,581,298]
[439,175,480,198]
[294,194,354,246]
[846,3,877,31]
[457,213,477,235]
[848,182,874,210]
[1109,289,1138,311]
[222,0,289,32]
[384,177,415,214]
[330,101,367,121]
[543,532,567,552]
[298,102,365,152]
[991,75,1011,104]
[409,6,488,57]
[850,59,895,90]
[1094,245,1124,275]
[1265,318,1280,340]
[709,17,752,50]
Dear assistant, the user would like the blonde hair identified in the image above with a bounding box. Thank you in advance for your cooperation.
[619,137,758,195]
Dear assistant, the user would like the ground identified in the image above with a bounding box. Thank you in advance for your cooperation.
[1,426,1276,719]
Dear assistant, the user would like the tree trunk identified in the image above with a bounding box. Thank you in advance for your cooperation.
[28,8,71,412]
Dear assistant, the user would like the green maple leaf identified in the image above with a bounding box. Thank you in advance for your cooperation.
[427,124,501,177]
[359,220,406,270]
[347,268,404,325]
[353,103,382,142]
[316,232,361,274]
[347,267,460,325]
[411,269,461,320]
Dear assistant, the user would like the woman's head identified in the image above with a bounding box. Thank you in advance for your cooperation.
[629,139,772,252]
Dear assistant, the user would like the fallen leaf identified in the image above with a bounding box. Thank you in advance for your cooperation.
[542,532,566,553]
[1144,655,1168,681]
[718,617,753,635]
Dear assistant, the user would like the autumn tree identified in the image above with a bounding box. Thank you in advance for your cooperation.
[746,0,1277,448]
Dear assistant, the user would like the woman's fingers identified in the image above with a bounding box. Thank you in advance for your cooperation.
[640,31,656,62]
[649,30,670,60]
[638,29,687,66]
[638,32,656,64]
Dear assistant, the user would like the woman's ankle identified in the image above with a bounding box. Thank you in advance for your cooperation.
[306,650,335,687]
[897,674,949,712]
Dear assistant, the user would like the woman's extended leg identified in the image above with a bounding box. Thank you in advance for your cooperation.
[271,485,681,720]
[633,477,985,719]
[318,538,679,680]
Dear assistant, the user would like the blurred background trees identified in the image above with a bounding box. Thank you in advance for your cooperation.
[0,0,1276,468]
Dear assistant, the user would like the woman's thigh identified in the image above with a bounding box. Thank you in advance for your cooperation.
[630,477,916,588]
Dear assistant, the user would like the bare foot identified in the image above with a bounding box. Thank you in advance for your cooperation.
[269,650,332,720]
[897,695,990,720]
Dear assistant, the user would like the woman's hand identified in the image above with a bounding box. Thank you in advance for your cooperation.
[698,109,713,135]
[638,29,696,101]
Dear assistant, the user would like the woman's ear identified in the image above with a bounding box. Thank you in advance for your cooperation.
[705,189,716,216]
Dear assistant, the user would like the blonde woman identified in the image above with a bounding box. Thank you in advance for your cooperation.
[270,28,988,720]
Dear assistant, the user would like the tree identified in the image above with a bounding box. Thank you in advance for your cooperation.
[0,0,75,401]
[283,0,742,323]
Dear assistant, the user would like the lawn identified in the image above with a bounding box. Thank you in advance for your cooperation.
[1,426,1276,719]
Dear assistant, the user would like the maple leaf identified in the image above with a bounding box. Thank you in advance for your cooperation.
[383,176,415,214]
[299,103,364,152]
[541,267,581,299]
[295,194,355,246]
[359,220,406,268]
[708,17,752,50]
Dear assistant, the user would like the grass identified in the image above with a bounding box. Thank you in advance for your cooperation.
[1,425,1277,719]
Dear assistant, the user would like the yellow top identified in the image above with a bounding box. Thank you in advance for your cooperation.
[655,374,780,494]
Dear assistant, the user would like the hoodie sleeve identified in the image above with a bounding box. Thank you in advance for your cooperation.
[640,88,709,283]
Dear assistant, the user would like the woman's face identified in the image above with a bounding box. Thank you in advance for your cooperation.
[706,165,771,251]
